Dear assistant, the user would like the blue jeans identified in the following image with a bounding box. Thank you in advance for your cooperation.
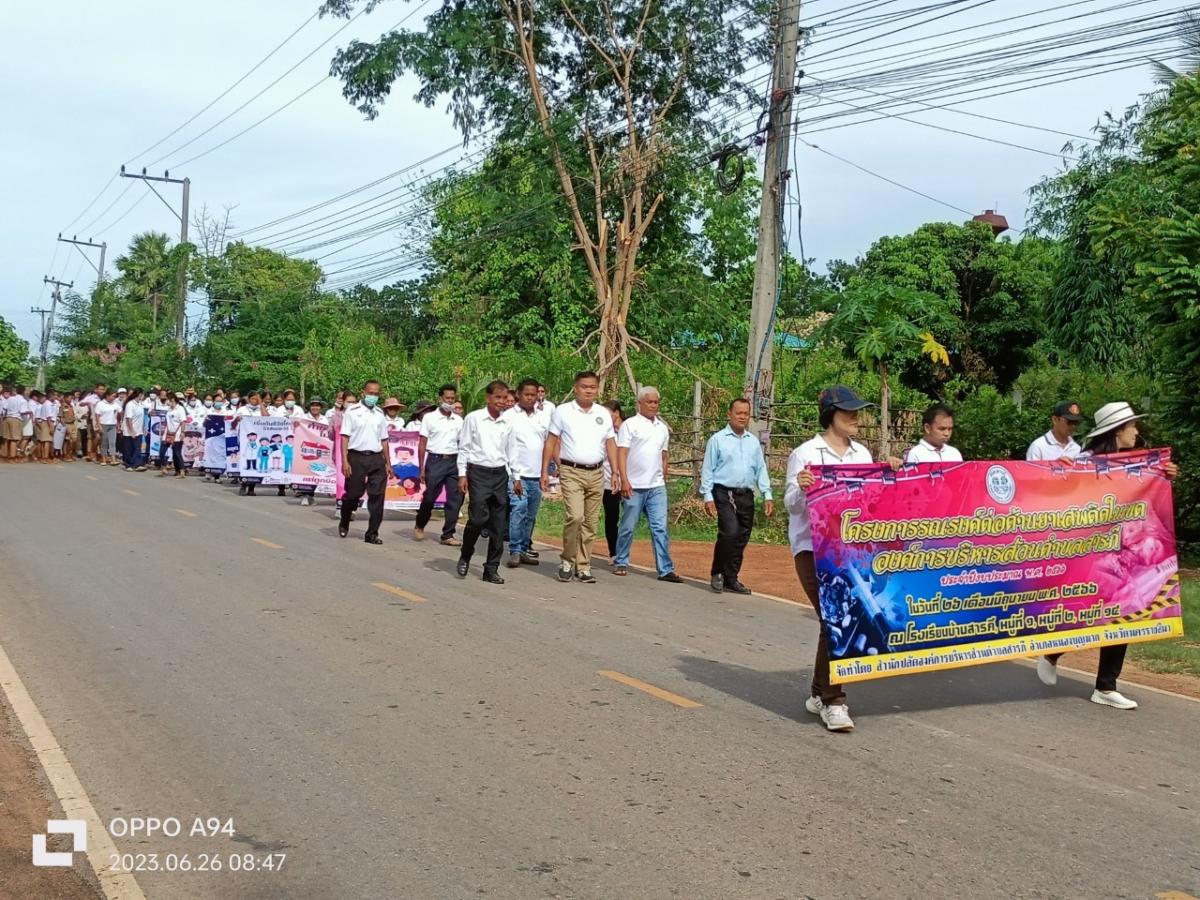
[507,476,543,555]
[615,485,674,575]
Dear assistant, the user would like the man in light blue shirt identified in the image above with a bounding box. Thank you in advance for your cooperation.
[700,398,774,594]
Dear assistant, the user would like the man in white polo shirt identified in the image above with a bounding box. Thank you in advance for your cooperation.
[414,383,465,545]
[456,381,521,583]
[338,379,390,544]
[504,379,549,568]
[541,370,619,584]
[613,386,681,582]
[1026,400,1083,462]
[1,384,27,462]
[904,403,964,464]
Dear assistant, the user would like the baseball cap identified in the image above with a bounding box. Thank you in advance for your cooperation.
[1053,400,1083,423]
[818,385,874,412]
[117,387,127,394]
[174,392,185,400]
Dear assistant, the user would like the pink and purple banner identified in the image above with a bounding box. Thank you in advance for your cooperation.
[807,450,1183,683]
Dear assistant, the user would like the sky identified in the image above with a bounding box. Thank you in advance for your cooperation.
[1,0,1192,351]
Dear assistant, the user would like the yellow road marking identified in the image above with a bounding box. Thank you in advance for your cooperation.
[175,509,197,518]
[252,538,284,549]
[597,670,702,709]
[123,489,140,496]
[1157,893,1200,899]
[372,582,427,603]
[86,475,98,481]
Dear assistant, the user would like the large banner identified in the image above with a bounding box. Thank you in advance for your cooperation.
[287,418,337,493]
[236,416,291,482]
[334,427,445,509]
[202,415,238,472]
[807,450,1183,684]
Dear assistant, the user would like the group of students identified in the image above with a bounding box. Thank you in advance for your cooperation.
[6,375,1177,734]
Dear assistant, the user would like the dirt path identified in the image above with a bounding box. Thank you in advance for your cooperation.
[545,536,1200,701]
[0,700,99,899]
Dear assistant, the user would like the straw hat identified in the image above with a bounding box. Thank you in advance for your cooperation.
[1085,401,1147,441]
[382,397,405,411]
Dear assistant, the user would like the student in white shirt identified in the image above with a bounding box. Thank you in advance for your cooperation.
[455,381,521,582]
[159,393,189,478]
[1,386,28,462]
[414,384,466,545]
[1026,400,1083,462]
[93,390,121,466]
[277,389,305,419]
[121,389,147,471]
[233,391,266,418]
[905,403,964,464]
[613,387,681,582]
[788,385,892,734]
[541,371,619,584]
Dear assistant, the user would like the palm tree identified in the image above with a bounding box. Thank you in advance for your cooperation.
[115,232,173,328]
[1151,11,1200,84]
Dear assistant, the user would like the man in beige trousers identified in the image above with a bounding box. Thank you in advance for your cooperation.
[541,371,619,584]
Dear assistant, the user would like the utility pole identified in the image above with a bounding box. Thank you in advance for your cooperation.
[119,166,191,349]
[35,277,73,391]
[57,234,107,330]
[744,0,802,441]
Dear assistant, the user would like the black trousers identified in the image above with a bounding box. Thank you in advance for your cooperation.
[340,450,387,538]
[602,488,621,558]
[710,485,755,580]
[415,454,464,538]
[171,442,184,474]
[460,464,508,572]
[1047,644,1127,692]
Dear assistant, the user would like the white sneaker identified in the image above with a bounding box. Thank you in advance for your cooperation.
[804,696,823,716]
[1091,689,1138,710]
[1036,656,1058,686]
[820,704,854,732]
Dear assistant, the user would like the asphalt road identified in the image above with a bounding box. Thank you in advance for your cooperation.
[1,462,1198,900]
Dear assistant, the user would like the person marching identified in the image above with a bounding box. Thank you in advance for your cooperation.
[1026,400,1083,462]
[455,381,521,583]
[905,403,963,464]
[613,387,682,582]
[505,379,550,568]
[159,393,188,478]
[699,398,774,594]
[296,397,329,507]
[121,388,147,471]
[414,384,465,546]
[1,384,27,462]
[1036,401,1180,709]
[600,401,625,564]
[338,380,390,545]
[789,386,890,733]
[541,371,619,585]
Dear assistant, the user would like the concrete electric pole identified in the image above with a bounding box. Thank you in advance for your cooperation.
[744,0,802,441]
[35,276,73,391]
[119,166,191,349]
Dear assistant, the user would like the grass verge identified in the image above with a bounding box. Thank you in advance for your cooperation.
[1128,577,1200,677]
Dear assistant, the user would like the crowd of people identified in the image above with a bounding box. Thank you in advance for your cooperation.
[0,375,1178,733]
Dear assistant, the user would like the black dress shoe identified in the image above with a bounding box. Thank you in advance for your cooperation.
[338,524,349,538]
[456,558,469,578]
[710,573,724,593]
[481,571,505,585]
[727,580,752,595]
[364,535,383,545]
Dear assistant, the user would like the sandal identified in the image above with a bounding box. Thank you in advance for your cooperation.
[613,566,627,576]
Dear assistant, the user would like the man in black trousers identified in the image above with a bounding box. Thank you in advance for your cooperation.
[338,380,390,545]
[414,383,465,546]
[455,381,520,584]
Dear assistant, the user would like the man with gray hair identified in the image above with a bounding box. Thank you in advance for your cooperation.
[613,386,681,581]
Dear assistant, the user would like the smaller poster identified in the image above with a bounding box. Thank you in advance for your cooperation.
[288,418,337,493]
[146,410,167,462]
[236,416,291,483]
[202,415,237,472]
[334,426,446,509]
[181,425,205,468]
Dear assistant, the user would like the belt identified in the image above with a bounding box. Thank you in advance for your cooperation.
[427,452,457,460]
[561,459,603,471]
[349,449,381,455]
[715,484,753,493]
[467,462,506,471]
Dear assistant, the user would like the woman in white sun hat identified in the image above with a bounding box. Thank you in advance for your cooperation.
[1036,401,1179,710]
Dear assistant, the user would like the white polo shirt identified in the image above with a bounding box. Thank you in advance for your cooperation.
[784,435,873,555]
[549,401,614,467]
[3,395,25,418]
[617,413,670,489]
[94,399,120,426]
[232,404,265,418]
[905,439,963,464]
[123,400,145,436]
[504,404,550,478]
[457,408,519,476]
[1026,430,1081,461]
[419,410,463,455]
[340,403,389,452]
[165,405,187,440]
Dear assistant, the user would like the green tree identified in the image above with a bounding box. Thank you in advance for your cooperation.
[321,0,768,388]
[817,282,957,457]
[0,316,30,383]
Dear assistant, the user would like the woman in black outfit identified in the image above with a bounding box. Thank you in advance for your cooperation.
[601,400,625,565]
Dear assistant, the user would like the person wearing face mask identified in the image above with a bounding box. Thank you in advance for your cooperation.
[338,380,390,544]
[1035,402,1180,709]
[182,387,204,421]
[790,385,903,733]
[229,392,242,410]
[233,391,265,418]
[414,384,465,545]
[275,389,303,419]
